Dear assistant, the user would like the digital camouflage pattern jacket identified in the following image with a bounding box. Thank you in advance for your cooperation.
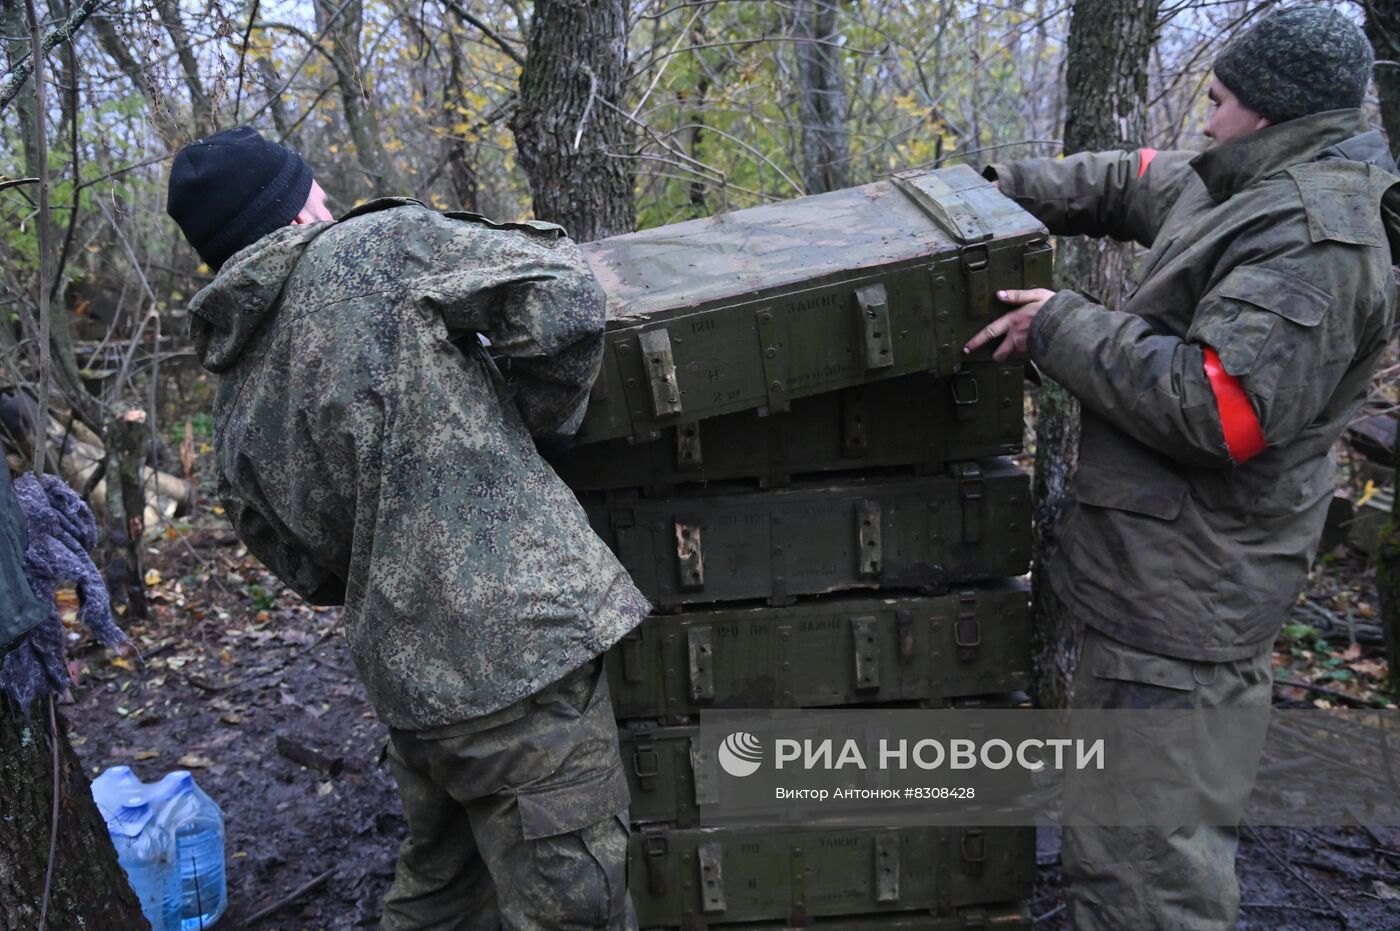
[989,109,1400,661]
[189,199,651,729]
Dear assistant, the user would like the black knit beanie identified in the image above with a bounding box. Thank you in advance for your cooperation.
[1214,7,1374,125]
[167,127,314,271]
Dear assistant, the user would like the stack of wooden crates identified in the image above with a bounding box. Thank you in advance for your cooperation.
[552,166,1050,931]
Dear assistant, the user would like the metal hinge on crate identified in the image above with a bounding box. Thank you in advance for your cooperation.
[698,841,726,913]
[875,831,901,903]
[852,615,881,691]
[675,521,705,590]
[857,498,882,578]
[841,389,870,456]
[639,328,683,418]
[675,422,703,469]
[854,283,894,371]
[687,626,715,701]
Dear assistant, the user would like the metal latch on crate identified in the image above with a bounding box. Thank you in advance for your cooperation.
[854,283,894,371]
[687,626,715,701]
[954,590,982,663]
[639,328,683,417]
[857,499,882,578]
[951,371,980,422]
[951,462,985,544]
[631,740,659,782]
[642,831,669,897]
[961,829,988,873]
[619,630,645,683]
[962,244,991,317]
[852,615,881,690]
[675,521,705,590]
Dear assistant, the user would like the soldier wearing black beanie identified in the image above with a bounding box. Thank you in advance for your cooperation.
[167,127,325,271]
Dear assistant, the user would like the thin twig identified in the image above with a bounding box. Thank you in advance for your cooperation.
[26,0,52,480]
[238,867,337,927]
[240,0,355,126]
[630,2,705,120]
[0,176,39,192]
[1243,826,1351,929]
[0,0,105,113]
[232,0,261,121]
[438,0,525,67]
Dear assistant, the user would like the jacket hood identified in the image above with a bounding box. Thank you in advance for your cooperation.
[188,221,334,373]
[1316,127,1400,260]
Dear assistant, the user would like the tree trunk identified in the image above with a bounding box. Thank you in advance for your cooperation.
[0,700,150,930]
[1033,0,1160,710]
[795,0,850,194]
[445,33,479,212]
[316,0,401,199]
[2,0,100,438]
[1365,0,1400,159]
[100,407,148,621]
[1,0,39,180]
[511,0,634,241]
[91,13,185,150]
[152,0,214,137]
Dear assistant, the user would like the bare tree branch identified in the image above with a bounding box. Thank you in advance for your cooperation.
[0,0,103,114]
[439,0,525,67]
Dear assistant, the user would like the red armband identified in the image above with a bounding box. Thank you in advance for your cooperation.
[1137,148,1158,178]
[1203,346,1266,463]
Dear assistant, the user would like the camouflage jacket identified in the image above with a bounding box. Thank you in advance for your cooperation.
[989,109,1399,660]
[189,199,651,729]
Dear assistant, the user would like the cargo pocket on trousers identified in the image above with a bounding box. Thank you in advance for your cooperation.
[1088,633,1198,710]
[517,764,632,924]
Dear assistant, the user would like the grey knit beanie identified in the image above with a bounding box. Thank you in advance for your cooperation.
[1214,6,1374,124]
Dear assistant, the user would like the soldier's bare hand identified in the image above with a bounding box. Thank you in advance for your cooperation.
[962,288,1055,361]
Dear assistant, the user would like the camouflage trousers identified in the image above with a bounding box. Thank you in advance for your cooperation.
[380,659,637,931]
[1062,625,1273,931]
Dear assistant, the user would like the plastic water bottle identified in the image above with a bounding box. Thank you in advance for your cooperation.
[92,766,227,929]
[98,791,182,931]
[153,772,228,930]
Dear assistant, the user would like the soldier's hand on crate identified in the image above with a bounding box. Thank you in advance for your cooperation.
[962,288,1055,361]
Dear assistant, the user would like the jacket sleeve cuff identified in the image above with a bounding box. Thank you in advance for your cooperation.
[983,161,1018,195]
[1026,288,1081,363]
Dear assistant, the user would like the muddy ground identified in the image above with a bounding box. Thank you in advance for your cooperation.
[63,520,1399,930]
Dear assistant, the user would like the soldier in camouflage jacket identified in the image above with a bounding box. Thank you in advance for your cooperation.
[967,9,1397,931]
[169,127,650,930]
